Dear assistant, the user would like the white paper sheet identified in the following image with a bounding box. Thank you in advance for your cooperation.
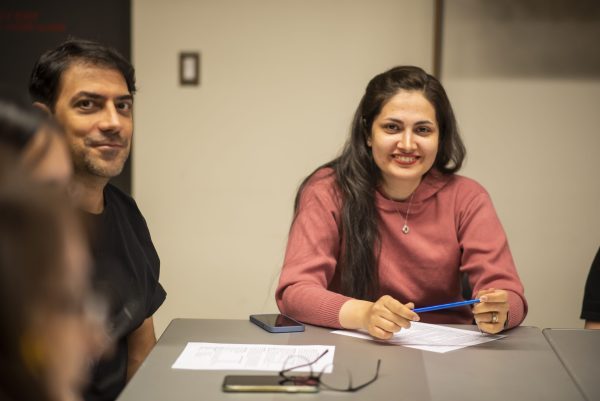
[172,342,335,372]
[332,322,504,353]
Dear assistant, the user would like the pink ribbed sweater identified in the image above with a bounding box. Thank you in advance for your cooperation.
[276,168,527,329]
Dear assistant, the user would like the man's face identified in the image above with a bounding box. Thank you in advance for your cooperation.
[53,62,133,179]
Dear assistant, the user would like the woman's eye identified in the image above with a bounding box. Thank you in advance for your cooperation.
[384,123,400,131]
[416,126,432,135]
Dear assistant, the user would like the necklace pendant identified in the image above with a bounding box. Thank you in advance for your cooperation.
[402,224,410,234]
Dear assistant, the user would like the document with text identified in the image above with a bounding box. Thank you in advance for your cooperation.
[332,322,504,353]
[172,342,335,372]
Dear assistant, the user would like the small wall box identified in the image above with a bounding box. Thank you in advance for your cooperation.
[179,52,200,86]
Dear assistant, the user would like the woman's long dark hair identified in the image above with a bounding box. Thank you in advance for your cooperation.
[294,66,465,301]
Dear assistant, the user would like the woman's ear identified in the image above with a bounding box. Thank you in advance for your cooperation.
[32,102,51,115]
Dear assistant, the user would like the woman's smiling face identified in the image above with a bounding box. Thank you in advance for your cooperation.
[368,90,439,200]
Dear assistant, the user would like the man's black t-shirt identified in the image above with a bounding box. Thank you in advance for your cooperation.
[83,184,166,401]
[581,247,600,321]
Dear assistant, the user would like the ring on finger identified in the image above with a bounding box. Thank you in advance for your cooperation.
[491,312,498,324]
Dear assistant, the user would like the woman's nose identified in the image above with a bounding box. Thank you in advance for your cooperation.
[398,131,416,152]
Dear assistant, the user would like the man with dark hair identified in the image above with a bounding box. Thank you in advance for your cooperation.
[29,38,166,401]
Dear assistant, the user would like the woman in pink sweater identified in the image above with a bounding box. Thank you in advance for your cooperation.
[276,66,527,339]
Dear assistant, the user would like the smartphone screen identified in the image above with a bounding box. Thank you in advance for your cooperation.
[249,314,305,333]
[222,375,319,393]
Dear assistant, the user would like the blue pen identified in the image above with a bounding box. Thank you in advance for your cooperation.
[413,299,481,313]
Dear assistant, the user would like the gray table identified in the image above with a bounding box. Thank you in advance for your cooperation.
[543,329,600,401]
[117,319,583,401]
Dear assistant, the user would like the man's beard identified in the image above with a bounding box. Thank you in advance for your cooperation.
[75,149,129,178]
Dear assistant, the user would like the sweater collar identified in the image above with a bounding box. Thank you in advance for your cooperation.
[375,169,451,212]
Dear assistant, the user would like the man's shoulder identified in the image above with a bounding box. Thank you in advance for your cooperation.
[102,184,155,245]
[105,183,137,207]
[104,183,145,219]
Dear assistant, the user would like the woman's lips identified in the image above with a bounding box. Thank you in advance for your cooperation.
[392,154,419,166]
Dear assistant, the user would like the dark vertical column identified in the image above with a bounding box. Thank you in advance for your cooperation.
[432,0,444,79]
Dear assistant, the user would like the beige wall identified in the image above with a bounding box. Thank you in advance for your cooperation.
[133,0,600,336]
[443,1,600,328]
[132,0,434,335]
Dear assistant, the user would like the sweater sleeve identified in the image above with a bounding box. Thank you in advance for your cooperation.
[457,190,528,329]
[275,173,353,328]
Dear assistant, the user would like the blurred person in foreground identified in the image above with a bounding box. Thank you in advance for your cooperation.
[0,96,71,185]
[0,165,103,401]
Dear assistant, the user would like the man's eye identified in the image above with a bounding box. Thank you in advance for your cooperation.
[77,100,96,110]
[117,102,133,112]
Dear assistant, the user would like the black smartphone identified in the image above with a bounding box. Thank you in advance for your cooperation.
[249,313,305,333]
[222,375,318,393]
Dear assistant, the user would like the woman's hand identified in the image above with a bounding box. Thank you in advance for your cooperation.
[473,288,509,334]
[339,295,419,340]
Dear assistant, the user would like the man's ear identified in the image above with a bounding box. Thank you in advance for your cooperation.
[32,101,51,115]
